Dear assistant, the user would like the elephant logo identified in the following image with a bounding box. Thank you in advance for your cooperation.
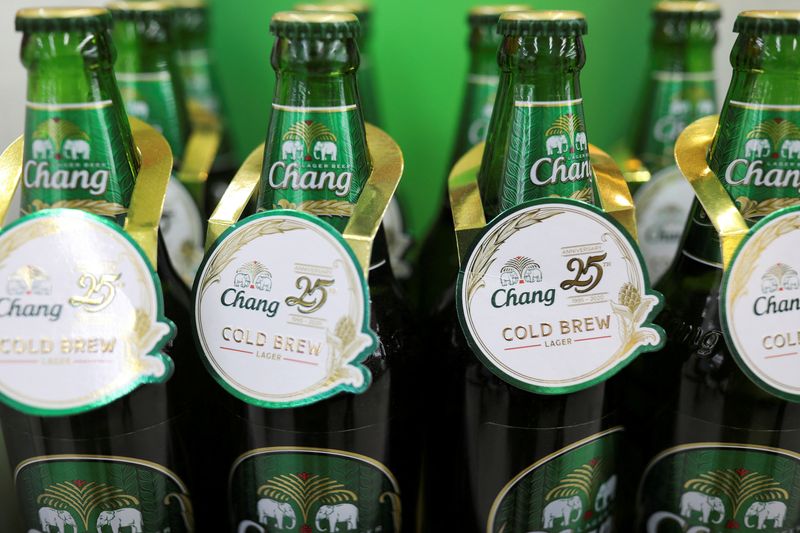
[544,114,588,156]
[30,118,91,162]
[546,134,568,155]
[96,508,143,533]
[542,495,582,528]
[32,138,55,159]
[38,507,77,533]
[281,120,337,162]
[7,265,51,296]
[744,501,787,529]
[745,118,800,160]
[594,475,617,512]
[500,256,542,287]
[256,498,296,530]
[679,491,726,524]
[234,261,272,291]
[762,263,799,293]
[315,503,359,531]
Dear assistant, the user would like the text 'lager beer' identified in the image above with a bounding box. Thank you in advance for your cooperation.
[426,11,628,532]
[195,12,419,530]
[636,10,800,531]
[2,7,205,531]
[633,1,721,285]
[415,4,529,314]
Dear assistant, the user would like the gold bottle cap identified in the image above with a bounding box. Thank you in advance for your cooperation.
[16,7,109,19]
[107,1,172,12]
[171,0,207,8]
[500,10,585,22]
[294,2,370,15]
[739,10,800,21]
[654,2,721,14]
[271,11,358,25]
[469,5,532,17]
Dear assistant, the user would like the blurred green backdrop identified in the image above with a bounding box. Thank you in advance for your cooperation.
[211,0,651,239]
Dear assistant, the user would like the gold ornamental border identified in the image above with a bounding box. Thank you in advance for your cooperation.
[447,142,637,265]
[206,123,403,277]
[177,99,222,201]
[674,115,749,269]
[0,117,173,268]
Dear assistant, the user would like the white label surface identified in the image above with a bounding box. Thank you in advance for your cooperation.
[634,165,694,284]
[458,200,663,394]
[193,211,375,408]
[722,207,800,402]
[161,176,204,286]
[0,210,173,415]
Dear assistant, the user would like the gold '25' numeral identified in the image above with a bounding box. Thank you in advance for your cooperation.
[560,253,607,294]
[285,276,335,314]
[69,272,121,312]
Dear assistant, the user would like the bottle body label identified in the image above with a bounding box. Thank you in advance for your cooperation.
[230,447,401,533]
[488,428,621,533]
[635,165,695,283]
[639,443,800,531]
[640,71,716,172]
[721,205,800,402]
[193,211,376,408]
[260,104,371,231]
[457,198,663,394]
[500,98,596,211]
[23,101,136,216]
[16,455,193,532]
[464,73,500,148]
[0,209,174,415]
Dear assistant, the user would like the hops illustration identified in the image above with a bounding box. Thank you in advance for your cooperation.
[618,283,641,312]
[335,317,356,348]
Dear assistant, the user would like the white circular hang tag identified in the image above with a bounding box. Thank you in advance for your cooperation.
[0,209,174,416]
[161,176,204,286]
[193,210,376,408]
[722,206,800,402]
[457,198,664,394]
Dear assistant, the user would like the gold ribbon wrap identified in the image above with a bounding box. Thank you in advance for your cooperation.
[177,100,223,204]
[0,117,173,268]
[448,143,638,266]
[674,115,749,269]
[205,123,404,277]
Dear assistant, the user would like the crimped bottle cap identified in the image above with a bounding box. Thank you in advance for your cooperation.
[295,2,370,22]
[469,5,531,26]
[270,11,360,39]
[107,1,172,22]
[653,2,721,20]
[498,10,587,37]
[16,7,112,32]
[735,10,800,34]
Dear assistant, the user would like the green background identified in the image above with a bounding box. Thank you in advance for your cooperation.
[212,0,651,239]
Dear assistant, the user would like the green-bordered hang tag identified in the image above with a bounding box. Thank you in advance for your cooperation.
[721,205,800,403]
[192,210,376,408]
[450,144,664,395]
[193,124,403,409]
[0,209,175,416]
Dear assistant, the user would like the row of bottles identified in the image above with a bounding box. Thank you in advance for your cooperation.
[2,1,800,531]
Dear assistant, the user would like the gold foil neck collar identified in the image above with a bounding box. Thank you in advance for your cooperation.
[272,11,358,24]
[500,10,586,22]
[589,144,638,241]
[16,7,109,19]
[0,136,23,230]
[655,2,721,13]
[674,115,749,269]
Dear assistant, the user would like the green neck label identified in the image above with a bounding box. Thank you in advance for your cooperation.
[117,72,187,161]
[488,428,621,533]
[16,455,194,533]
[178,48,220,115]
[463,74,500,149]
[260,104,370,231]
[230,447,401,533]
[639,71,716,173]
[501,98,596,211]
[23,101,135,217]
[639,443,800,531]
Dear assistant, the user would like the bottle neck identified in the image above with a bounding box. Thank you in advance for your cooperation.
[681,31,800,267]
[635,18,717,171]
[258,36,370,233]
[113,18,190,162]
[479,34,596,219]
[450,26,503,164]
[175,10,221,114]
[21,29,138,221]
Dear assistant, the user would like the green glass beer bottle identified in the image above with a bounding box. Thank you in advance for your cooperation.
[293,2,414,282]
[218,12,417,531]
[2,8,203,530]
[416,4,529,314]
[633,1,721,285]
[108,1,205,287]
[425,12,622,532]
[171,0,239,219]
[636,11,800,529]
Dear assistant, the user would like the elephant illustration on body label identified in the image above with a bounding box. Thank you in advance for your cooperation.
[231,448,401,533]
[96,508,143,533]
